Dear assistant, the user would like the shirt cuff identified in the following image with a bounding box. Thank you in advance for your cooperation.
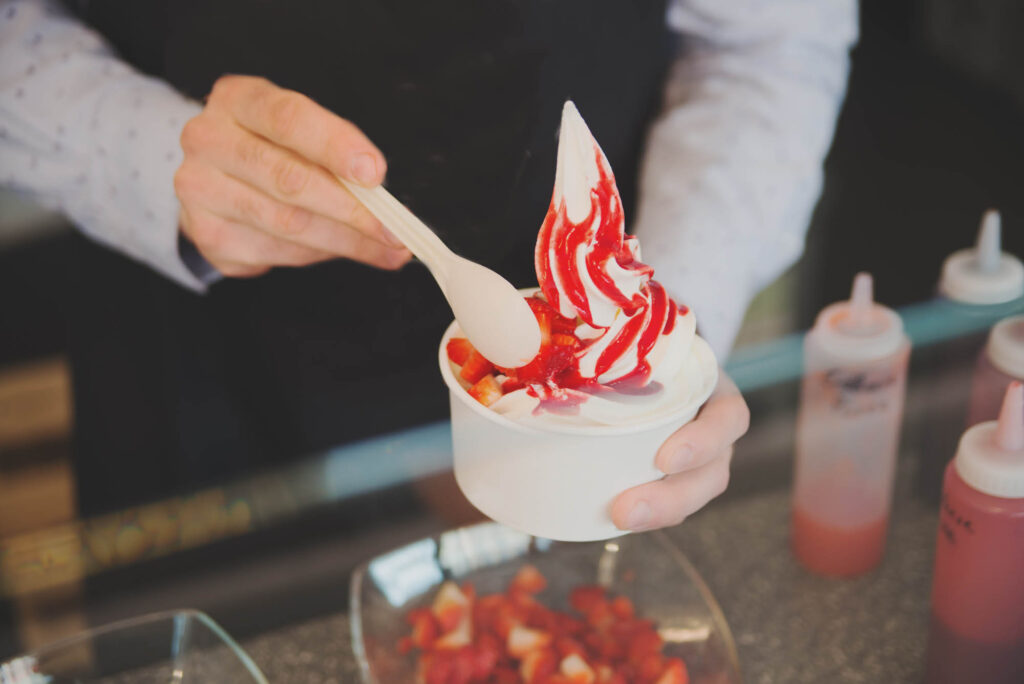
[82,78,207,291]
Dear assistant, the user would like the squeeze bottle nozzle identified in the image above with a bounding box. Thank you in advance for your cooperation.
[846,272,874,331]
[976,209,1002,274]
[995,381,1024,452]
[956,380,1024,498]
[939,208,1024,304]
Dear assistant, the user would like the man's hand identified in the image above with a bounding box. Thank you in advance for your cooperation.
[174,75,411,277]
[611,373,749,531]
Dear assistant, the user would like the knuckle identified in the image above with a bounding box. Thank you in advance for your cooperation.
[271,156,310,197]
[179,117,207,154]
[209,75,236,101]
[209,74,253,103]
[234,135,266,169]
[267,92,304,140]
[275,204,312,235]
[232,192,263,226]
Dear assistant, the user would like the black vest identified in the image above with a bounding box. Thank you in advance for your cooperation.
[68,0,672,514]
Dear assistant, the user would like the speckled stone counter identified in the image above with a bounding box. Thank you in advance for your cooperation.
[241,464,938,684]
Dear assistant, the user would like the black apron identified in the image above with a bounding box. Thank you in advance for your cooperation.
[68,0,672,515]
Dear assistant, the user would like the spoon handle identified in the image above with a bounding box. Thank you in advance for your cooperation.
[339,178,452,279]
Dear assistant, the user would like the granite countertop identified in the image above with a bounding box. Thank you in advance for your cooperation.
[242,469,938,684]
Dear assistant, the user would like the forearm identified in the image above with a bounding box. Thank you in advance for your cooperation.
[634,0,858,357]
[0,0,206,289]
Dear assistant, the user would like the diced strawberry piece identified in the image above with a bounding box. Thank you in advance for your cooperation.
[493,665,521,684]
[494,600,529,639]
[551,333,578,348]
[560,652,596,684]
[557,614,586,636]
[423,653,454,684]
[508,624,553,658]
[527,606,560,633]
[501,376,525,393]
[542,676,573,684]
[411,612,439,650]
[638,652,665,681]
[511,564,548,595]
[627,630,663,665]
[585,601,614,630]
[472,594,504,634]
[610,596,634,620]
[435,614,472,650]
[468,375,503,407]
[654,658,689,684]
[446,337,474,365]
[569,586,607,614]
[555,636,587,659]
[449,646,476,684]
[520,647,558,684]
[432,581,470,630]
[459,350,494,384]
[397,636,413,654]
[526,296,555,343]
[460,582,476,602]
[472,633,502,679]
[595,664,628,684]
[594,635,625,661]
[406,607,433,626]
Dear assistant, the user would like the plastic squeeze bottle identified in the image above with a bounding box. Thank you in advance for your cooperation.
[967,315,1024,427]
[791,273,911,576]
[938,209,1024,306]
[925,382,1024,684]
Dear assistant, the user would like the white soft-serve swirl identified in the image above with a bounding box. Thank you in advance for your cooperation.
[484,102,716,427]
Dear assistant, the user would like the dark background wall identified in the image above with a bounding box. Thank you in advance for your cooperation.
[800,0,1024,326]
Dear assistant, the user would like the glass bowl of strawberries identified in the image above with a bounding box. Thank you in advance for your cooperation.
[350,521,740,684]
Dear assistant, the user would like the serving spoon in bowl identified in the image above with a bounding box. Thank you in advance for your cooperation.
[339,178,541,369]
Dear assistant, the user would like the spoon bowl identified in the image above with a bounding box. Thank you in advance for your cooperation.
[444,256,541,368]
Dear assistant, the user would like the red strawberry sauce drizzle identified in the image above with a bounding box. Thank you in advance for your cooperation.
[535,148,652,328]
[525,143,688,402]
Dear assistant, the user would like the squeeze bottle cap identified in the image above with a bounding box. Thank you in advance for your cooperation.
[986,314,1024,380]
[939,209,1024,304]
[955,381,1024,498]
[810,272,907,364]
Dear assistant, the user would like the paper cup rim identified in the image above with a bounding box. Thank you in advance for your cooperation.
[438,318,719,437]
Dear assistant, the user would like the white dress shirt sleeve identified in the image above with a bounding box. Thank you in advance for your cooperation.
[633,0,858,358]
[0,0,207,290]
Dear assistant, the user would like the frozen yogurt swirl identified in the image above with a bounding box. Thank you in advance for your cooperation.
[444,101,716,428]
[534,102,696,391]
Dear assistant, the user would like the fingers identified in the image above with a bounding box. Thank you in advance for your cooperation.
[209,75,386,186]
[182,208,333,271]
[611,448,733,532]
[180,113,402,250]
[654,373,749,475]
[175,163,411,271]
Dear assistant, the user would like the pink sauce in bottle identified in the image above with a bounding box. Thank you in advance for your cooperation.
[791,273,911,577]
[926,382,1024,684]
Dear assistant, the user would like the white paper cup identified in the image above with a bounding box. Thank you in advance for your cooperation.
[439,320,718,542]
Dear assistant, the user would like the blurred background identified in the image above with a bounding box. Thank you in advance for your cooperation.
[1,0,1023,679]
